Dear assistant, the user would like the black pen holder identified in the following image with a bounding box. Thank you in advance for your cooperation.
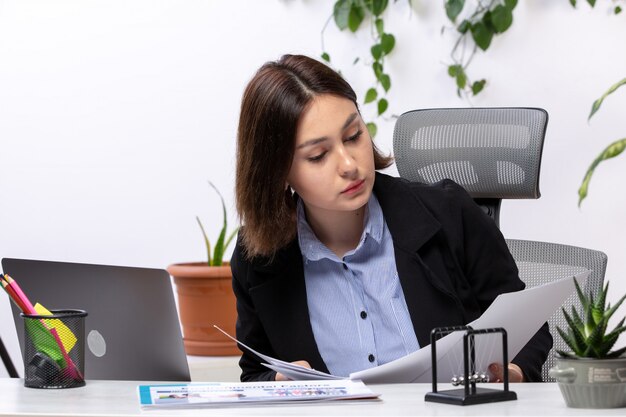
[21,309,87,388]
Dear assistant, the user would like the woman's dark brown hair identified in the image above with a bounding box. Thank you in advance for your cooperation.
[236,54,393,258]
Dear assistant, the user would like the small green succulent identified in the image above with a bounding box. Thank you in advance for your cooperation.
[196,182,238,267]
[556,278,626,359]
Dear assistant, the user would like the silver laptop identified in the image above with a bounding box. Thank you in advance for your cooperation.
[2,258,190,381]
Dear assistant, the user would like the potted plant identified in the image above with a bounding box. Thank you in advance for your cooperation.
[167,182,239,356]
[549,278,626,408]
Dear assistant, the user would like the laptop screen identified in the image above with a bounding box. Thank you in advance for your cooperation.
[2,258,190,381]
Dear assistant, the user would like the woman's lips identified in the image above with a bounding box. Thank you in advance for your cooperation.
[342,179,365,194]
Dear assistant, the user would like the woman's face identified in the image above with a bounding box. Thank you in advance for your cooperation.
[286,94,375,219]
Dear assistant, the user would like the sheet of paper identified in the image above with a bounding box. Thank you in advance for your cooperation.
[350,271,589,384]
[213,325,343,380]
[216,271,588,383]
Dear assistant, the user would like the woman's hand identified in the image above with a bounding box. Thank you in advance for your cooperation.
[488,363,524,383]
[275,360,312,381]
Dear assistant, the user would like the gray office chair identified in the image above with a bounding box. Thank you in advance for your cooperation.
[393,107,548,227]
[393,107,607,382]
[505,239,607,382]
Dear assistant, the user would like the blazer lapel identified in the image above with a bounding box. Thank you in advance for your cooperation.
[373,173,462,346]
[249,239,329,373]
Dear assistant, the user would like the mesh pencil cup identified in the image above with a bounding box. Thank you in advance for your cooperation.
[20,309,87,388]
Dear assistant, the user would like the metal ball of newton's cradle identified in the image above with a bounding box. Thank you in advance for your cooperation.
[451,371,489,386]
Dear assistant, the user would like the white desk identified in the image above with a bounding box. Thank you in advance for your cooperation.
[1,380,623,416]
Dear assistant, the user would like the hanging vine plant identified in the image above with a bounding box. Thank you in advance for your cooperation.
[319,1,622,131]
[321,0,396,138]
[320,0,521,135]
[444,0,518,98]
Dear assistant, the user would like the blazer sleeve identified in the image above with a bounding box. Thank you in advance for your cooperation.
[442,180,553,382]
[230,240,278,382]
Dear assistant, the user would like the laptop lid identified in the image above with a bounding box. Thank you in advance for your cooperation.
[2,258,190,381]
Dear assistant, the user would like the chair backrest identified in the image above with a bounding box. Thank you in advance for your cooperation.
[505,239,608,382]
[393,108,548,226]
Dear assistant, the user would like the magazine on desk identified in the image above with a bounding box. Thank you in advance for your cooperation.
[137,380,380,408]
[217,272,590,384]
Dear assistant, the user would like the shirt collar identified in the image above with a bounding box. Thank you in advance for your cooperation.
[296,193,384,262]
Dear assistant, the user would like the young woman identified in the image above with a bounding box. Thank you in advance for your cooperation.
[232,54,552,383]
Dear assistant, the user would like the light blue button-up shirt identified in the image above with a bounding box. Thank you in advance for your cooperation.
[297,194,420,377]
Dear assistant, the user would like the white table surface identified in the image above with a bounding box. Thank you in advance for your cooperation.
[1,379,624,417]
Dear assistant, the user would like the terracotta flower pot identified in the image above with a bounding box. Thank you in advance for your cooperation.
[167,262,240,356]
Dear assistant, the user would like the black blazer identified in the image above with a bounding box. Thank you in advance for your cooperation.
[231,173,552,382]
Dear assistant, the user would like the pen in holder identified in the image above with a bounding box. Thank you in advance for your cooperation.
[21,309,87,389]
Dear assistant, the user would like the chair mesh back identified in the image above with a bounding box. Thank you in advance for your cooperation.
[505,239,607,382]
[393,108,548,199]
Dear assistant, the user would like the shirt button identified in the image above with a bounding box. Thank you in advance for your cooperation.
[360,311,367,319]
[342,263,348,270]
[368,354,375,363]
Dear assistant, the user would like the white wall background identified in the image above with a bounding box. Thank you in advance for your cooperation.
[1,0,625,376]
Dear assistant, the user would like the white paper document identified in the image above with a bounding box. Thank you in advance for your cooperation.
[219,271,589,383]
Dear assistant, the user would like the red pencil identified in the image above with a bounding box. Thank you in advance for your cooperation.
[3,274,36,314]
[1,275,29,312]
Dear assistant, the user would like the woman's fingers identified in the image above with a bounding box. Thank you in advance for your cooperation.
[488,363,524,383]
[275,360,312,381]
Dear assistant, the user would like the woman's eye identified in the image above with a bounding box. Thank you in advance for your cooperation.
[307,152,327,163]
[345,129,363,143]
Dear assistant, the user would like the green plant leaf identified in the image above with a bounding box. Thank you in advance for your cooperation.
[586,0,596,7]
[224,227,239,255]
[456,70,467,89]
[364,0,388,16]
[348,2,365,32]
[574,278,589,312]
[445,0,465,23]
[457,19,470,34]
[491,4,513,33]
[377,98,388,115]
[470,21,493,51]
[380,74,391,92]
[333,0,351,30]
[371,44,383,60]
[482,10,497,33]
[615,6,622,14]
[375,18,384,35]
[569,0,577,7]
[556,324,582,355]
[208,181,228,266]
[504,0,518,10]
[603,292,626,322]
[366,122,377,138]
[380,33,395,54]
[594,282,609,321]
[555,350,578,359]
[578,138,626,206]
[598,331,620,357]
[372,61,383,78]
[570,305,585,332]
[196,216,211,266]
[561,309,586,354]
[606,345,626,358]
[588,78,626,120]
[364,87,378,104]
[471,79,486,95]
[448,64,460,77]
[583,316,608,357]
[321,52,331,62]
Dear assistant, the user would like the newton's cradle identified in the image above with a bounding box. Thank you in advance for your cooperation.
[425,326,517,406]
